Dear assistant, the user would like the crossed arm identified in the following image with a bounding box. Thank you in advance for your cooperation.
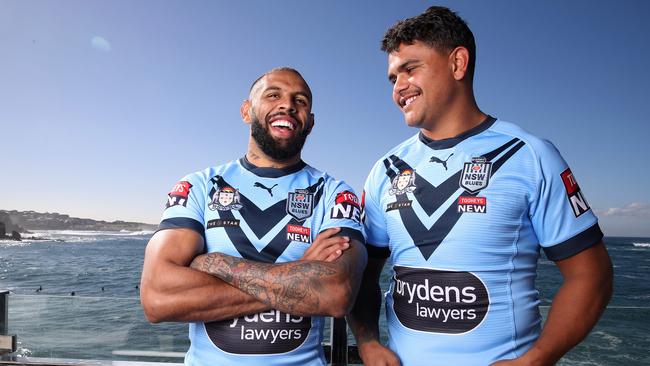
[190,234,367,318]
[140,227,367,323]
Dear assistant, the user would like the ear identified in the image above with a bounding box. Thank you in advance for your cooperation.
[240,100,252,124]
[449,46,470,81]
[306,113,315,135]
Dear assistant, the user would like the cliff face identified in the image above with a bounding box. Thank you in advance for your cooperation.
[0,211,26,233]
[0,210,157,232]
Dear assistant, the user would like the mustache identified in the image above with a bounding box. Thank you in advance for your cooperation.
[265,111,298,123]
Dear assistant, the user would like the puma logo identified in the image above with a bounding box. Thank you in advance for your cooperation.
[254,182,278,196]
[429,153,454,170]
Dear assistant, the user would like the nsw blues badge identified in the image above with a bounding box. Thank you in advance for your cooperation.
[286,189,314,221]
[460,157,492,194]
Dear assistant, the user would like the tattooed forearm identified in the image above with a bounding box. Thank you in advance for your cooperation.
[192,252,340,315]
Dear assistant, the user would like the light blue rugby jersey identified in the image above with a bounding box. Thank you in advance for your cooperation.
[159,157,364,366]
[362,117,603,366]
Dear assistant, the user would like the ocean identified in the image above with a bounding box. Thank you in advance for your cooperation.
[1,232,649,365]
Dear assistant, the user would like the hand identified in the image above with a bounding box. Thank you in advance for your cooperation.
[301,227,350,262]
[358,340,400,366]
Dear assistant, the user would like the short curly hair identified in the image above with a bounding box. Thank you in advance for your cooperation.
[382,6,476,80]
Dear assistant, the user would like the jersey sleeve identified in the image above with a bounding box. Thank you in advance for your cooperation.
[529,140,603,261]
[157,172,207,240]
[362,164,391,258]
[317,180,365,244]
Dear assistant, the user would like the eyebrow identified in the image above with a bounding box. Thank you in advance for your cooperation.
[388,59,420,81]
[262,86,311,102]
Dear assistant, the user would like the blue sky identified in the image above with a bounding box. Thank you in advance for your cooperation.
[1,1,649,236]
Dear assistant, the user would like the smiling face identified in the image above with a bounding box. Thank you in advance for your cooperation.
[242,70,314,161]
[387,41,457,130]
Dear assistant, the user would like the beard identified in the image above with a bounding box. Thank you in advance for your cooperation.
[251,113,310,161]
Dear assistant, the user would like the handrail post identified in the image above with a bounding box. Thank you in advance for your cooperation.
[329,317,347,365]
[0,290,17,355]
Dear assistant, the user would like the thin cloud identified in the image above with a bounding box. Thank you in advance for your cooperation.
[596,202,650,218]
[91,36,111,52]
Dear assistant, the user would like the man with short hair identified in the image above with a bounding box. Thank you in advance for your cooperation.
[141,67,367,366]
[348,7,613,366]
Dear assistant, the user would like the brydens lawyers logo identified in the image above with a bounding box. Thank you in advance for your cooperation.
[331,190,361,223]
[561,168,590,217]
[166,181,192,208]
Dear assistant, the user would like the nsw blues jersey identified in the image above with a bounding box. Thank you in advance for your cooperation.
[362,117,602,365]
[160,157,364,366]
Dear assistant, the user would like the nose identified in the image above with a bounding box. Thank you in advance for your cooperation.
[278,96,297,113]
[393,73,409,96]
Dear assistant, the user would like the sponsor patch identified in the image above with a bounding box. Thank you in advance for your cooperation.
[205,310,311,354]
[286,224,311,243]
[207,219,240,229]
[208,186,243,211]
[286,189,314,221]
[392,265,489,334]
[166,181,192,208]
[457,196,487,214]
[389,169,416,196]
[560,168,590,217]
[330,190,361,222]
[459,157,492,194]
[386,200,413,212]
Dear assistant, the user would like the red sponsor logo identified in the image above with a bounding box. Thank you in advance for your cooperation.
[169,181,192,198]
[560,169,579,195]
[335,190,360,207]
[458,196,486,205]
[287,224,310,236]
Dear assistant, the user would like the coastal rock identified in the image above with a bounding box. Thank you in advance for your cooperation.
[0,210,156,232]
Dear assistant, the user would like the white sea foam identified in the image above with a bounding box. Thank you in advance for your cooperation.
[632,242,650,248]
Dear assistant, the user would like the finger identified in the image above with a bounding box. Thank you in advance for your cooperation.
[325,249,342,262]
[316,227,341,240]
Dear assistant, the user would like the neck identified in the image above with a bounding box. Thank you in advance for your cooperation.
[420,91,487,141]
[246,139,302,169]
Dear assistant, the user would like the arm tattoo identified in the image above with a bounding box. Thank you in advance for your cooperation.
[200,253,338,314]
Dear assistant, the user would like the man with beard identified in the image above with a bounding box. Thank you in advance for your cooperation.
[347,6,612,366]
[140,68,367,366]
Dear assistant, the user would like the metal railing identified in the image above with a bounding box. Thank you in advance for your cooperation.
[2,292,649,365]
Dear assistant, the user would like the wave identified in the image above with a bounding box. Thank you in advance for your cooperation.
[632,242,650,248]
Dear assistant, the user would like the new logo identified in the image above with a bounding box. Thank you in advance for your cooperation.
[166,181,192,208]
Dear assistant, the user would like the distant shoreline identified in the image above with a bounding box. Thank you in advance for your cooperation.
[0,209,157,233]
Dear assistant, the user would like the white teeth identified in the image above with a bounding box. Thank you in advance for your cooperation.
[271,120,295,130]
[404,96,418,107]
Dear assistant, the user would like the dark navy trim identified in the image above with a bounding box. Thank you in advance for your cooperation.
[543,223,604,261]
[419,115,497,150]
[157,217,206,241]
[334,227,365,245]
[365,243,390,259]
[239,156,307,178]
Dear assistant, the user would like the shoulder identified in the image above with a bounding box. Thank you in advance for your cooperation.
[490,120,563,162]
[368,133,420,176]
[180,160,239,186]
